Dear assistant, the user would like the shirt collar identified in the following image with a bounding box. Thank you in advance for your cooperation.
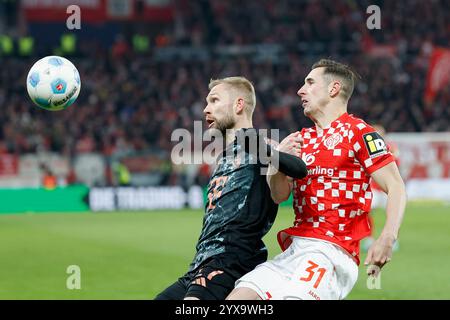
[309,112,350,133]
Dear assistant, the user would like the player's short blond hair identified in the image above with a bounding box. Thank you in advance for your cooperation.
[208,76,256,117]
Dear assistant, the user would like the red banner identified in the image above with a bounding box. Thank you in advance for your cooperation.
[22,0,173,22]
[366,44,398,58]
[22,0,107,23]
[388,134,450,180]
[424,47,450,103]
[139,0,173,21]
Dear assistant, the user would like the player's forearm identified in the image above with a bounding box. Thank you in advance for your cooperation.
[267,164,292,204]
[380,180,407,241]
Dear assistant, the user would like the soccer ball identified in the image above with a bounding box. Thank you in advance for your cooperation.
[26,56,81,111]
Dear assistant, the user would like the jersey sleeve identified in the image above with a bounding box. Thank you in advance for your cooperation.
[352,122,395,175]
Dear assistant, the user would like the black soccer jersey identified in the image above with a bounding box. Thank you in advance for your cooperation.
[189,129,278,277]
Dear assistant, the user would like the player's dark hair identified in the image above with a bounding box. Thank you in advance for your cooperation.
[312,59,361,101]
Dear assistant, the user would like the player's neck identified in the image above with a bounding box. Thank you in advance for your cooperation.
[226,120,253,145]
[312,104,347,130]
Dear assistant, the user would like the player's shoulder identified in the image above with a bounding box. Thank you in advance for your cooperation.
[346,114,376,132]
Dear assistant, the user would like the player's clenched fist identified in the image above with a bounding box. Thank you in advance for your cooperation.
[275,131,303,157]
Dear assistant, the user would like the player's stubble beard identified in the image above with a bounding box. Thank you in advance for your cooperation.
[215,113,236,136]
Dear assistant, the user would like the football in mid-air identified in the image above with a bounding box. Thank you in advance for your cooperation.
[26,56,81,111]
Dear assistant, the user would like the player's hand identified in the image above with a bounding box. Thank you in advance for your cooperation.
[364,234,396,276]
[275,132,302,157]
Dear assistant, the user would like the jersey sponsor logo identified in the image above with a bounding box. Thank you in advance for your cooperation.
[324,133,342,150]
[363,132,388,158]
[307,166,334,177]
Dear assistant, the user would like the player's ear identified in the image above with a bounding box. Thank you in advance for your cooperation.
[234,97,245,115]
[329,81,341,98]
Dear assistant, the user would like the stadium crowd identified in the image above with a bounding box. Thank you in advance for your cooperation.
[0,0,448,186]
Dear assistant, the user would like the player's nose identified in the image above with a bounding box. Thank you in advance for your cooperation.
[297,85,306,97]
[203,104,211,115]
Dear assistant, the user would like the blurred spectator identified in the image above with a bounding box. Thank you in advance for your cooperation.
[41,165,57,190]
[112,161,131,186]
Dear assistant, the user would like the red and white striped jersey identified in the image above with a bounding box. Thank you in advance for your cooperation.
[278,113,395,264]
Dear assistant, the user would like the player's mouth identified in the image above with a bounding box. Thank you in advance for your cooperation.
[301,99,308,108]
[206,118,215,128]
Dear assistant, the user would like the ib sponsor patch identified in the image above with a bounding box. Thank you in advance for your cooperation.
[363,132,388,158]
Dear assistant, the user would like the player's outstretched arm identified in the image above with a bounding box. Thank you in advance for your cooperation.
[270,148,308,179]
[235,129,306,203]
[364,162,406,274]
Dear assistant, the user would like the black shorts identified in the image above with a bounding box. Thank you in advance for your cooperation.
[154,258,239,300]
